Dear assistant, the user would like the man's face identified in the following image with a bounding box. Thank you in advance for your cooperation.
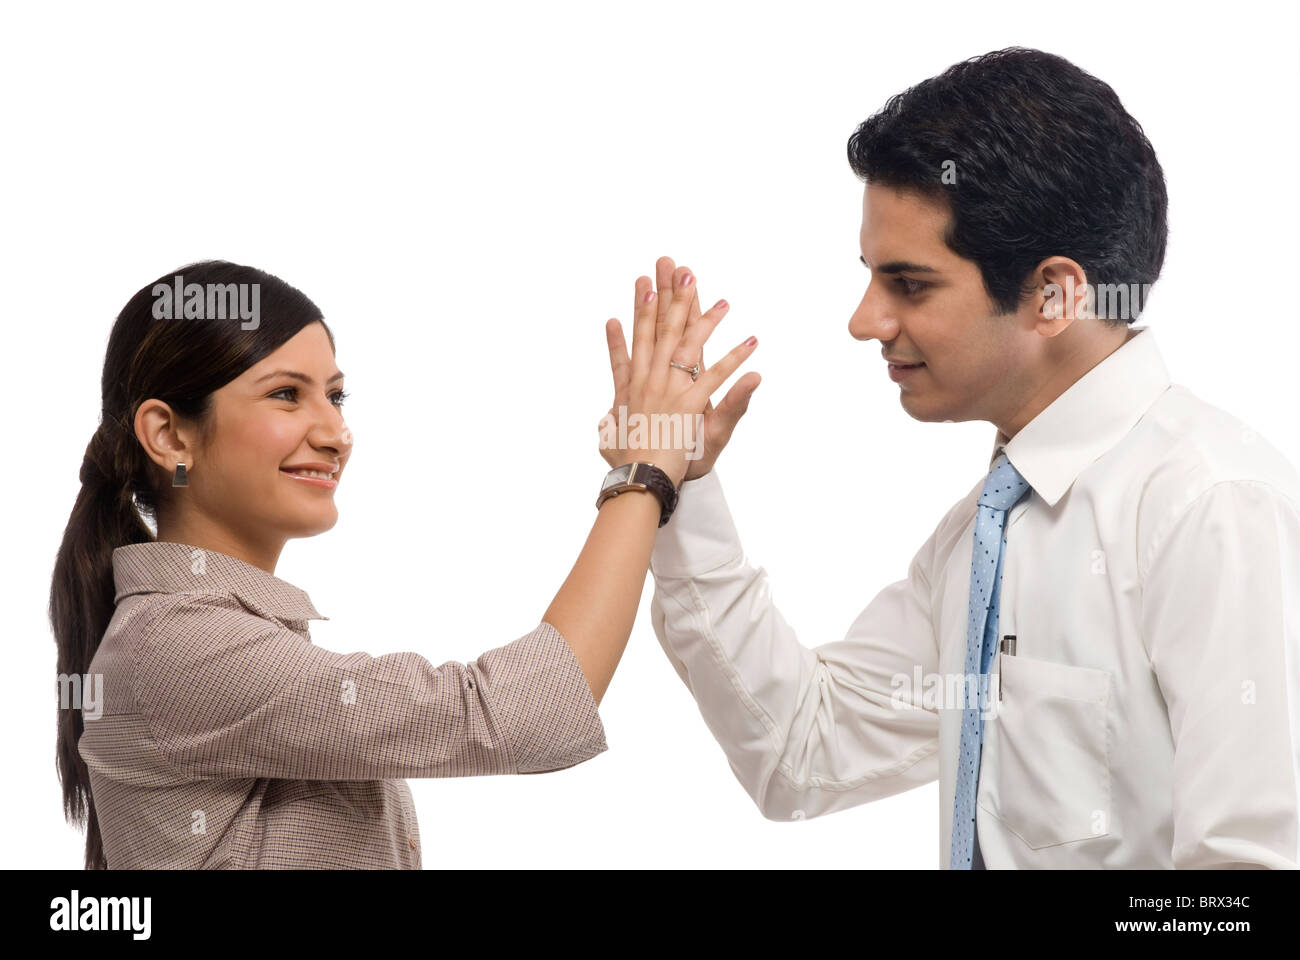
[849,183,1031,427]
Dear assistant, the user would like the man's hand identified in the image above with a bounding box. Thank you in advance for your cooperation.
[599,257,758,487]
[650,256,761,481]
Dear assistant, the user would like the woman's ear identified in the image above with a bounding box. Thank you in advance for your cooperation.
[134,399,198,478]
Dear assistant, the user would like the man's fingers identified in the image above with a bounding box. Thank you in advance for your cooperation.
[654,256,675,334]
[702,372,760,457]
[605,317,630,403]
[714,371,761,426]
[629,276,657,384]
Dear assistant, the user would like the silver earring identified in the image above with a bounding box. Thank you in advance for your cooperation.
[172,462,188,487]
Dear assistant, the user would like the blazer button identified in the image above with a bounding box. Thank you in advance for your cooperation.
[408,836,416,851]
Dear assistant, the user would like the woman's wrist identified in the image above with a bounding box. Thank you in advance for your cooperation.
[594,483,662,527]
[596,461,678,527]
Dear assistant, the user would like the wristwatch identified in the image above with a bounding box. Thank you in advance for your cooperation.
[596,462,679,527]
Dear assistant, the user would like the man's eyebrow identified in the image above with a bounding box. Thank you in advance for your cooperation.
[255,369,346,385]
[859,254,940,274]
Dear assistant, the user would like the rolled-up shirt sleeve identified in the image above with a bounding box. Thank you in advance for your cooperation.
[1141,479,1300,869]
[127,594,607,781]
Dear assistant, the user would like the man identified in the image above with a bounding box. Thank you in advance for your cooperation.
[641,47,1300,868]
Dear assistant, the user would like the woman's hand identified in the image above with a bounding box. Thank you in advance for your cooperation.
[599,260,757,488]
[601,257,761,484]
[550,259,758,705]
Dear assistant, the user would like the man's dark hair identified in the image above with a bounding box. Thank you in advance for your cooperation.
[847,47,1167,325]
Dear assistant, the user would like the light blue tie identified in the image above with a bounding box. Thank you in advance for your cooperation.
[950,451,1031,870]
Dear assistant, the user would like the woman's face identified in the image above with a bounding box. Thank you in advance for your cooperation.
[185,322,352,548]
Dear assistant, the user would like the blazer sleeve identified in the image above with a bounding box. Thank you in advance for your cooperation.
[126,593,607,781]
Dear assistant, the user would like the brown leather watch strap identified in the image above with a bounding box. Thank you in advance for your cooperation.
[597,462,679,527]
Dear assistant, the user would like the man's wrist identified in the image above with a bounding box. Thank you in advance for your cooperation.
[649,467,744,578]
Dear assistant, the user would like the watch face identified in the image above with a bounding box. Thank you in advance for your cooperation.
[602,464,633,492]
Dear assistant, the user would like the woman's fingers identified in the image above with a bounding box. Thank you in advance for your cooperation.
[605,317,630,405]
[648,266,695,391]
[670,278,708,368]
[693,334,759,398]
[628,275,657,384]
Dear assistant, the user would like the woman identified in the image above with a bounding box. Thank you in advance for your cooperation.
[51,258,758,869]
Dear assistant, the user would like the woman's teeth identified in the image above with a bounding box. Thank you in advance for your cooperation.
[287,469,335,479]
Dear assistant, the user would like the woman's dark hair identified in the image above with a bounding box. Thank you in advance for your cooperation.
[50,260,332,869]
[847,46,1168,325]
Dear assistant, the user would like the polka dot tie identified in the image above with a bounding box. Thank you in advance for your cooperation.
[949,452,1031,870]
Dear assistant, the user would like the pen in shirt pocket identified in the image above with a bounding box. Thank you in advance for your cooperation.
[998,634,1016,702]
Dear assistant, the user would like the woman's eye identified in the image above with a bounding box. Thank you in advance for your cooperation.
[895,277,927,296]
[269,386,348,408]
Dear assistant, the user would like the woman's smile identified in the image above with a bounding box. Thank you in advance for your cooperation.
[280,463,340,489]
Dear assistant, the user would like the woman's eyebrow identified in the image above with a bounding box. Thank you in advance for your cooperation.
[254,369,346,385]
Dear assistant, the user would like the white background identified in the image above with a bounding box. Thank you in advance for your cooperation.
[4,0,1298,869]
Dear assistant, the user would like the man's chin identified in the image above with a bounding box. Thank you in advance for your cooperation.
[898,391,940,421]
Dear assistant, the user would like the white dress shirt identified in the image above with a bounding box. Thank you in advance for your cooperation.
[648,324,1300,868]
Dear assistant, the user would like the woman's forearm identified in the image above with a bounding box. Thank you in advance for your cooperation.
[542,487,662,706]
[544,262,754,707]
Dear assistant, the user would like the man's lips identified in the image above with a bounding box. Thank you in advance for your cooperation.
[887,360,925,383]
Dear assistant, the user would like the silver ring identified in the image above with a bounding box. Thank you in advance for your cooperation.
[669,360,700,381]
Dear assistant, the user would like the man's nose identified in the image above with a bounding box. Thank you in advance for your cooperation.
[848,285,900,342]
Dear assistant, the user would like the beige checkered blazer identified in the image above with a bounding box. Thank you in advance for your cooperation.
[79,541,607,868]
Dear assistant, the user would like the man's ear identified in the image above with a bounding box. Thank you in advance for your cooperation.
[1034,256,1092,333]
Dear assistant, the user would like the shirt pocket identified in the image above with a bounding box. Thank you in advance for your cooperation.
[977,652,1111,849]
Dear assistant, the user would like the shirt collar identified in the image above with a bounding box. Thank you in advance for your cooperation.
[989,324,1171,508]
[112,541,327,624]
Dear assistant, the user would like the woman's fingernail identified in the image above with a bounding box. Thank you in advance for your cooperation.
[681,273,693,287]
[745,336,757,347]
[644,290,655,303]
[714,299,728,311]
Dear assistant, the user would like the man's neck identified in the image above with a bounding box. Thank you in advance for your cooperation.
[996,325,1139,444]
